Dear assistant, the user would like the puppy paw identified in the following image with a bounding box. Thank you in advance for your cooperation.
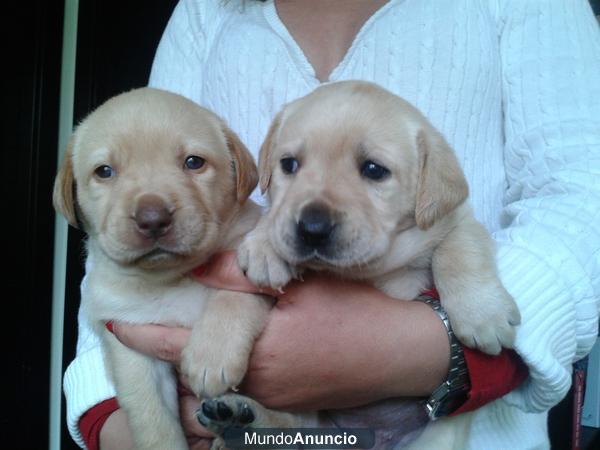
[443,285,520,355]
[238,233,299,290]
[181,341,249,399]
[196,395,258,436]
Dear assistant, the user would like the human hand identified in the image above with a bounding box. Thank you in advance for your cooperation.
[106,251,271,445]
[112,251,449,413]
[105,323,214,448]
[98,397,214,450]
[195,251,449,410]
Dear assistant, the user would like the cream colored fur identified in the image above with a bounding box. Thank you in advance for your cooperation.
[201,81,521,449]
[53,88,271,450]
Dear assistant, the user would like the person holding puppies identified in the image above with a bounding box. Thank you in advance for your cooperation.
[63,1,600,449]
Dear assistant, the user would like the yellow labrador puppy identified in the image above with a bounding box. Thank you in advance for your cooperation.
[197,81,521,449]
[53,88,271,450]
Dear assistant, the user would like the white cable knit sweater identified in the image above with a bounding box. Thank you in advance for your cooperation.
[63,1,600,448]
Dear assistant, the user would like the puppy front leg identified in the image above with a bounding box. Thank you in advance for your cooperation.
[103,330,187,450]
[181,291,272,398]
[431,215,521,355]
[238,216,302,290]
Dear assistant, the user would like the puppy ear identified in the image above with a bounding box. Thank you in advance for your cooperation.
[415,129,469,230]
[53,137,79,228]
[258,111,283,194]
[222,124,258,203]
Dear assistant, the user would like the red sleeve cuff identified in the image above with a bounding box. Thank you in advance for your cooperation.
[450,347,529,415]
[79,397,120,450]
[421,288,529,416]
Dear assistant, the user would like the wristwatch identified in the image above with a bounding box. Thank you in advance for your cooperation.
[416,293,471,420]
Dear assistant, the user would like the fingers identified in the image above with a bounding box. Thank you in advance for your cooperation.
[193,250,279,296]
[111,322,191,363]
[108,327,214,446]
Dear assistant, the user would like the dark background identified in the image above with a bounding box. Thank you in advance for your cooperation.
[3,1,599,449]
[3,1,177,449]
[63,4,178,449]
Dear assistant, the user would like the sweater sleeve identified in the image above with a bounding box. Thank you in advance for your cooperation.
[63,275,116,449]
[493,0,600,413]
[79,398,120,450]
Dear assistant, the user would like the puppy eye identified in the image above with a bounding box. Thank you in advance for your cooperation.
[360,160,390,181]
[184,155,205,170]
[280,157,299,174]
[94,165,114,179]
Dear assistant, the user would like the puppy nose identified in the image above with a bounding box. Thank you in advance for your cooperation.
[297,204,335,248]
[134,195,173,239]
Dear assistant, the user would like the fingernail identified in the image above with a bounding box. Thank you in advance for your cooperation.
[105,321,114,333]
[192,263,207,277]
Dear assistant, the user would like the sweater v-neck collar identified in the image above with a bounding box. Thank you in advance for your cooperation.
[262,0,398,86]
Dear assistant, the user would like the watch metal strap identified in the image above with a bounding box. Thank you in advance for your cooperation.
[416,293,471,420]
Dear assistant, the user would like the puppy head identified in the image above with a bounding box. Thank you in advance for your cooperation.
[259,80,467,270]
[53,88,257,272]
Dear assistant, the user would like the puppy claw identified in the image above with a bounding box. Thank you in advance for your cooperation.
[443,286,520,356]
[202,368,208,392]
[210,438,227,450]
[238,233,296,290]
[181,343,248,399]
[509,313,521,327]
